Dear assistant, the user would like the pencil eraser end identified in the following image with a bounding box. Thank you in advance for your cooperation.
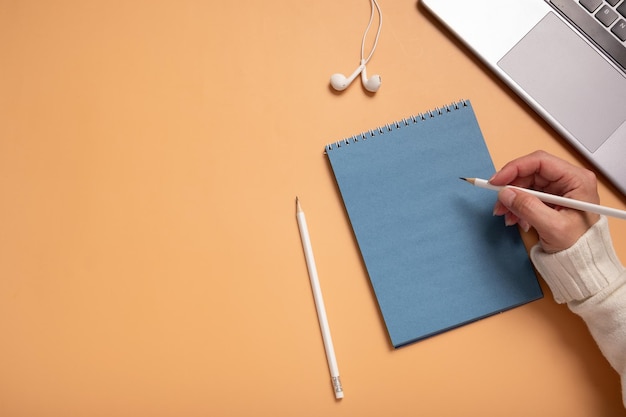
[331,376,343,399]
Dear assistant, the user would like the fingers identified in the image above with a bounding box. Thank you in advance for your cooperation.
[497,188,560,232]
[489,151,601,252]
[488,150,552,187]
[490,150,600,202]
[489,150,592,197]
[495,184,600,253]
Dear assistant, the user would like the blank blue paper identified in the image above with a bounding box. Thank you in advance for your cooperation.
[326,100,543,348]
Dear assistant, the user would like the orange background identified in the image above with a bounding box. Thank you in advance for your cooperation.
[2,1,626,416]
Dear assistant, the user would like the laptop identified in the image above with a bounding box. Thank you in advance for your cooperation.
[420,0,626,196]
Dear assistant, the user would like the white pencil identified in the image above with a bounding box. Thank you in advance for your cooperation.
[461,177,626,220]
[295,197,344,399]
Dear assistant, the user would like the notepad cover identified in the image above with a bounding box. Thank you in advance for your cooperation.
[326,100,543,348]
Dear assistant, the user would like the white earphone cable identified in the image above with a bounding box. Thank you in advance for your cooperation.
[360,0,383,65]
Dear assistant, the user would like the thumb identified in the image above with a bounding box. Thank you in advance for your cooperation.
[498,187,561,234]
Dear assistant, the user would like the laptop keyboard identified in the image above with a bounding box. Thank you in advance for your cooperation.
[550,0,626,70]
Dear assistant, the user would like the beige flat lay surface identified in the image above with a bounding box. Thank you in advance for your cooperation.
[1,1,626,415]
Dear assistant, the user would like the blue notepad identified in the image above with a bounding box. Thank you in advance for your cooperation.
[326,100,543,348]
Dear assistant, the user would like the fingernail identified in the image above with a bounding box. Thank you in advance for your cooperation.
[492,202,503,217]
[504,215,516,227]
[519,220,531,233]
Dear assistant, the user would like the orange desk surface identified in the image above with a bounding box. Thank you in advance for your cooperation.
[2,1,626,416]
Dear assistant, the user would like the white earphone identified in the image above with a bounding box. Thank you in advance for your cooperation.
[330,59,382,93]
[330,0,383,93]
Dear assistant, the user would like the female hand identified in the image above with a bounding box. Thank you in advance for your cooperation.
[490,150,601,253]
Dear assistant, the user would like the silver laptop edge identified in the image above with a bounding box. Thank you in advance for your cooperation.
[421,0,626,196]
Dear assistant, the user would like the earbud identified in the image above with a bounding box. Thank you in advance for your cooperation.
[330,0,383,94]
[360,63,381,93]
[330,60,381,92]
[330,64,366,92]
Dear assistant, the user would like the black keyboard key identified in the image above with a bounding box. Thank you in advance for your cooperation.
[607,0,620,6]
[612,19,626,40]
[551,0,626,70]
[617,2,626,17]
[580,0,603,12]
[597,5,619,26]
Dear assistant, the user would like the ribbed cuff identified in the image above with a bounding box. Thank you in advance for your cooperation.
[530,216,625,304]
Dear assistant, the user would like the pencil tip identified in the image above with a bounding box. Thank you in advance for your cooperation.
[460,177,477,185]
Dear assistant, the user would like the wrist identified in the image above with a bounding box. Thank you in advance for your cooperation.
[530,216,625,303]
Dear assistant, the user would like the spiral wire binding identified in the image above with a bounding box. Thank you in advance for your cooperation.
[325,100,468,152]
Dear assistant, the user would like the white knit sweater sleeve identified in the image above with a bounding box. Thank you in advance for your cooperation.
[530,216,626,407]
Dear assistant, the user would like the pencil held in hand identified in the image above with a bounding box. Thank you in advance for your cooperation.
[460,177,626,220]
